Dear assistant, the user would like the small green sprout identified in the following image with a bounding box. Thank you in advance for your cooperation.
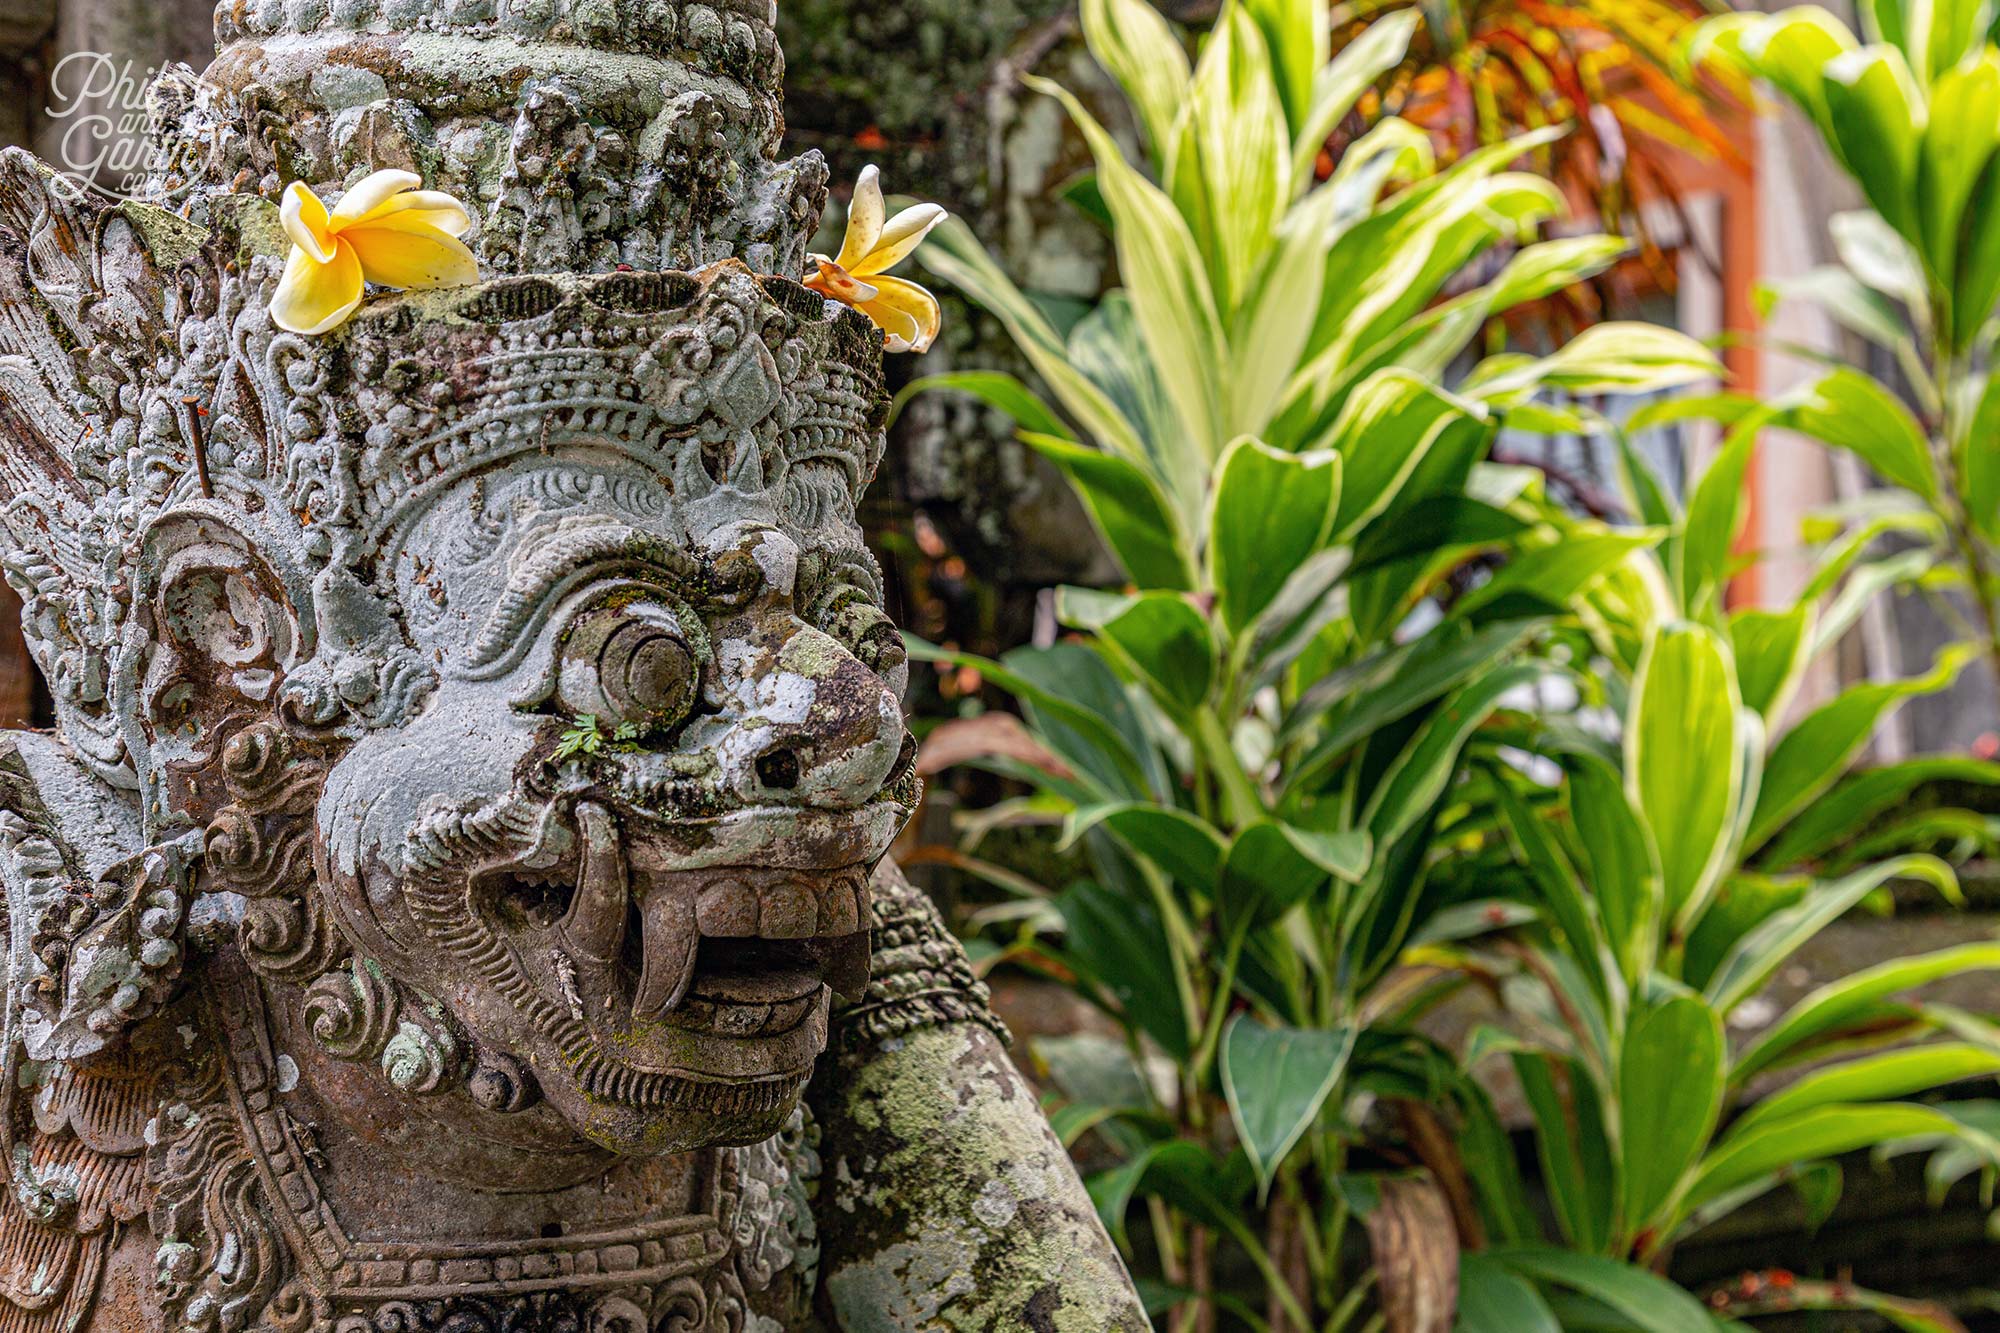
[553,715,644,761]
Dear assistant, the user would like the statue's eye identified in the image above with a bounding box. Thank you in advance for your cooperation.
[555,599,701,734]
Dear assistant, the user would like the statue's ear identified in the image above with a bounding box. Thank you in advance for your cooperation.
[134,509,312,750]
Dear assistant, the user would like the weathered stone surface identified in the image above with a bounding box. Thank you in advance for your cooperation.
[0,1,1147,1328]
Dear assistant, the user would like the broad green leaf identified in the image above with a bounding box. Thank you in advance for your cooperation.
[1730,603,1815,722]
[1362,663,1545,847]
[1070,293,1189,482]
[1963,370,2000,537]
[1955,150,2000,340]
[920,217,1151,466]
[1757,264,1910,350]
[1221,1016,1355,1195]
[1490,776,1607,999]
[1079,0,1191,168]
[1243,0,1324,140]
[1027,75,1229,497]
[1785,367,1939,500]
[1063,803,1228,894]
[1488,236,1634,310]
[1628,622,1742,927]
[1211,437,1339,633]
[1679,409,1770,619]
[1831,208,1930,314]
[1735,1044,2000,1136]
[1704,856,1958,1016]
[1736,942,2000,1081]
[906,638,1153,799]
[1021,433,1195,591]
[1917,53,2000,292]
[1288,11,1418,191]
[1822,46,1926,244]
[1686,1103,1965,1214]
[1099,592,1217,717]
[1220,821,1333,933]
[1287,618,1546,789]
[1524,322,1723,396]
[1088,1139,1242,1248]
[1486,1248,1717,1333]
[1456,1254,1561,1333]
[1320,370,1482,540]
[1455,529,1661,620]
[1749,646,1972,847]
[1179,4,1291,310]
[891,371,1074,440]
[1758,757,2000,867]
[1351,497,1530,574]
[1059,880,1195,1059]
[1620,994,1726,1237]
[1568,751,1663,987]
[1510,1057,1617,1251]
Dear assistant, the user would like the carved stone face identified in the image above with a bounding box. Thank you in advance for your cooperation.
[142,261,915,1158]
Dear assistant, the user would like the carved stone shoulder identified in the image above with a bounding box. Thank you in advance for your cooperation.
[829,862,1008,1057]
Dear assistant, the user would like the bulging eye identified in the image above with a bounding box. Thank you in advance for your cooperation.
[814,584,905,678]
[555,599,701,733]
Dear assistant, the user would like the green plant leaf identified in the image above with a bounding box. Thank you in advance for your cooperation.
[1456,1254,1561,1333]
[1757,757,2000,868]
[1620,994,1727,1237]
[1749,647,1973,848]
[1736,1044,2000,1137]
[1822,46,1926,244]
[1963,370,2000,537]
[1210,438,1339,634]
[1079,0,1191,169]
[1455,529,1662,620]
[1063,803,1228,895]
[1098,592,1218,717]
[1628,622,1743,928]
[1288,11,1418,190]
[1686,1103,1966,1216]
[1679,409,1771,619]
[890,370,1075,440]
[1783,367,1939,501]
[1179,3,1292,310]
[1486,1248,1718,1333]
[1736,942,2000,1082]
[1320,370,1483,541]
[1059,879,1195,1060]
[919,217,1152,467]
[1730,603,1815,723]
[1219,820,1334,934]
[1704,856,1958,1016]
[1568,750,1663,988]
[1027,75,1229,500]
[1363,663,1545,848]
[1221,1016,1356,1196]
[1917,53,2000,295]
[1021,432,1195,591]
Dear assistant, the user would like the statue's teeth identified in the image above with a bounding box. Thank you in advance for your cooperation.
[634,883,699,1019]
[562,802,627,962]
[758,879,817,938]
[694,878,759,936]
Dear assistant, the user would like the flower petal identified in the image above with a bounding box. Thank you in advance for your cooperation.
[860,274,940,352]
[367,189,474,237]
[281,182,335,263]
[343,217,480,290]
[270,240,364,335]
[854,203,947,276]
[329,169,423,229]
[834,165,885,271]
[803,256,881,306]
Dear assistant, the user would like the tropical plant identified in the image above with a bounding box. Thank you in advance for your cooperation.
[1429,418,2000,1329]
[1332,0,1750,295]
[1688,0,2000,696]
[895,0,1716,1324]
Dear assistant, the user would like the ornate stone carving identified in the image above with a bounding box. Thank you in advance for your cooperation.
[0,0,1149,1327]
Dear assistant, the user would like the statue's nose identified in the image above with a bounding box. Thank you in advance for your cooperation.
[737,626,911,809]
[555,600,701,732]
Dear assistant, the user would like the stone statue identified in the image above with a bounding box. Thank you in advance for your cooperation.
[0,0,1151,1327]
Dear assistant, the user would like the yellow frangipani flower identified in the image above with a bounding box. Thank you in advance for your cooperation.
[271,169,479,336]
[804,166,947,354]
